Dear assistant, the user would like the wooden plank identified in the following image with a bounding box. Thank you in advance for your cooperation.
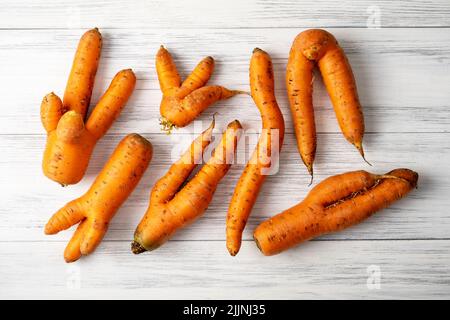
[0,132,446,241]
[1,240,449,299]
[1,28,449,134]
[1,0,449,29]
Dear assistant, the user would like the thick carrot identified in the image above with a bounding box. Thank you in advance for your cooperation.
[132,119,242,253]
[254,169,418,256]
[42,68,136,186]
[45,134,153,262]
[286,29,368,180]
[63,28,102,118]
[226,48,285,256]
[156,46,244,132]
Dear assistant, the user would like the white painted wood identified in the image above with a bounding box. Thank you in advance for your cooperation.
[0,132,446,241]
[1,241,449,299]
[1,0,449,300]
[1,28,449,134]
[1,0,449,29]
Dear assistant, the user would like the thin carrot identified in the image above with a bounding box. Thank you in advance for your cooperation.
[63,28,102,118]
[42,68,136,186]
[254,168,418,256]
[226,48,285,256]
[45,134,153,262]
[132,119,242,253]
[156,46,244,132]
[286,29,368,181]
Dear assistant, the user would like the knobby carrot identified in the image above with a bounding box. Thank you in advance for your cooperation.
[286,29,368,181]
[156,46,244,132]
[45,134,153,262]
[132,119,242,253]
[226,48,285,256]
[42,65,136,186]
[254,169,418,256]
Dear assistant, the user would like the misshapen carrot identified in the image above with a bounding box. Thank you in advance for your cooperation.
[156,46,244,132]
[63,28,102,118]
[45,134,153,262]
[226,48,285,256]
[132,119,242,253]
[254,169,418,256]
[286,29,368,180]
[42,68,136,185]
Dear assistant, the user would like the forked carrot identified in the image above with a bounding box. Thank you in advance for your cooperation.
[132,119,242,253]
[254,169,418,256]
[286,29,368,181]
[45,134,153,262]
[156,46,245,132]
[42,67,136,185]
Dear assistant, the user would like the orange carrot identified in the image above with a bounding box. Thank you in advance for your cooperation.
[132,119,242,253]
[156,46,244,132]
[63,28,102,118]
[42,68,136,186]
[254,169,418,256]
[286,29,368,181]
[45,134,153,262]
[226,48,285,256]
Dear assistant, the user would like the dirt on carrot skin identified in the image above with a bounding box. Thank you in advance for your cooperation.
[156,45,245,131]
[226,48,285,257]
[133,119,242,253]
[254,168,418,256]
[286,29,369,181]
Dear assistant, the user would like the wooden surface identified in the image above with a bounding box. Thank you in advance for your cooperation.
[1,0,449,299]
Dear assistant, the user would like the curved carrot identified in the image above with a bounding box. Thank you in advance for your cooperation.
[286,29,368,180]
[156,46,244,132]
[132,119,242,253]
[42,68,136,186]
[226,48,285,256]
[254,169,418,256]
[63,28,102,118]
[45,134,153,262]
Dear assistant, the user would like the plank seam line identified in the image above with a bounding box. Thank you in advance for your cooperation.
[2,238,449,243]
[0,132,449,137]
[0,26,450,31]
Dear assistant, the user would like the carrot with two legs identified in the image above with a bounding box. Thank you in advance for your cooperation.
[286,29,369,182]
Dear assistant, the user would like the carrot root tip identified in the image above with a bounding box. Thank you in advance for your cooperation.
[233,90,250,96]
[306,164,314,186]
[354,142,372,166]
[131,241,147,254]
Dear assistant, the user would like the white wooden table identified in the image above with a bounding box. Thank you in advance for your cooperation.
[1,0,449,299]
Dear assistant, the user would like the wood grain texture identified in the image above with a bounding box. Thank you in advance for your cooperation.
[1,0,449,300]
[1,241,449,299]
[1,28,449,134]
[1,0,450,29]
[0,132,446,241]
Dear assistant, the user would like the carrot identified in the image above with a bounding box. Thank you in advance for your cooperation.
[42,68,136,186]
[254,168,418,256]
[226,48,285,256]
[45,134,153,262]
[286,29,368,181]
[63,28,102,118]
[156,46,244,132]
[132,119,242,253]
